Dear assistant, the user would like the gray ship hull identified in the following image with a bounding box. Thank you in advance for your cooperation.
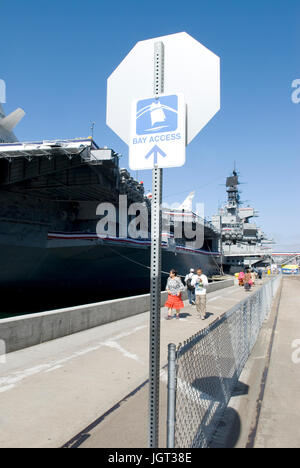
[0,237,220,315]
[0,139,221,316]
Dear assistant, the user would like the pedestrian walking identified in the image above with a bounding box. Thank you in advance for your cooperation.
[185,268,196,305]
[238,270,245,286]
[258,268,263,280]
[244,270,252,291]
[191,268,209,320]
[251,269,256,286]
[165,269,185,320]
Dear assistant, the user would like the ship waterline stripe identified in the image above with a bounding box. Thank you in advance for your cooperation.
[47,232,221,256]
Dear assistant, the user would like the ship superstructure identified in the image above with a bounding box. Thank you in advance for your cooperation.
[212,170,274,272]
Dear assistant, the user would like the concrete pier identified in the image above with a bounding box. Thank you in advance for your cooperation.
[211,276,300,449]
[0,280,244,448]
[253,276,300,448]
[0,279,233,354]
[1,277,298,449]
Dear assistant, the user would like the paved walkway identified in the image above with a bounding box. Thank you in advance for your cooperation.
[253,276,300,448]
[210,276,300,449]
[0,280,256,448]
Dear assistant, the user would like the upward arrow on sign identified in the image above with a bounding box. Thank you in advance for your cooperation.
[145,145,167,165]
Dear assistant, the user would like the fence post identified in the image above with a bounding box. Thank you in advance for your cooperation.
[167,343,177,448]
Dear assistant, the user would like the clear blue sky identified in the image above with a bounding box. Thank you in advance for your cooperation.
[1,0,299,250]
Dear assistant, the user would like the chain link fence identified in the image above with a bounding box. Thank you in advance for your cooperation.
[167,275,282,448]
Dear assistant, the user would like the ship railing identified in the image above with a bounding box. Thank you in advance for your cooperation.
[162,210,220,235]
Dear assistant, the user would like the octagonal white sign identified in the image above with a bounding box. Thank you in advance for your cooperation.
[107,32,220,146]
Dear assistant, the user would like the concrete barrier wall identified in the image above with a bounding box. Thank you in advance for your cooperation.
[0,279,234,354]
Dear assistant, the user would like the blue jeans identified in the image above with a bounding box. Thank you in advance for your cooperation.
[187,288,195,304]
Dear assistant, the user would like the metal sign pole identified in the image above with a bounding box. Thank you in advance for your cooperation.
[148,41,164,448]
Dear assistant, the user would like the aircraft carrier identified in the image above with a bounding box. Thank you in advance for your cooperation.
[212,169,274,273]
[0,103,221,314]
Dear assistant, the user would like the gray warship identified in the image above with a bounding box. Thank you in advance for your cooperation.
[0,103,221,314]
[212,169,274,273]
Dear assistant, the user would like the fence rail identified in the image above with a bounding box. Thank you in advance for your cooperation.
[167,275,282,448]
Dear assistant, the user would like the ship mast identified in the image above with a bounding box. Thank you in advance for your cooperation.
[226,169,240,216]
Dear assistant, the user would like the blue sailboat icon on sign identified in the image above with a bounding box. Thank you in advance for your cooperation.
[149,101,166,128]
[136,95,178,135]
